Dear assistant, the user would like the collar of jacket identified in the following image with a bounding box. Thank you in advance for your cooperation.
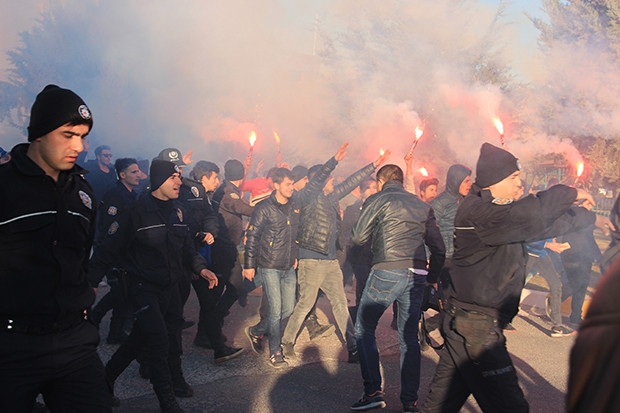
[9,142,87,179]
[381,180,404,191]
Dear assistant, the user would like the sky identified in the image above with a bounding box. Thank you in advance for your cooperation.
[0,0,612,187]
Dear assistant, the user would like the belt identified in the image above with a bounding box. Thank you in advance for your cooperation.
[2,312,88,335]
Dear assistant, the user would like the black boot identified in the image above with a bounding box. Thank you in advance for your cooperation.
[155,386,185,413]
[169,357,194,398]
[305,312,334,341]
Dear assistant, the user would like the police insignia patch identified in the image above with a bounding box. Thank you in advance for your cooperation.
[78,191,92,209]
[107,206,118,216]
[177,208,183,222]
[230,193,239,199]
[108,221,119,235]
[191,186,199,197]
[78,104,92,120]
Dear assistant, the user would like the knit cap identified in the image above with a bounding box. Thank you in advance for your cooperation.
[475,143,520,188]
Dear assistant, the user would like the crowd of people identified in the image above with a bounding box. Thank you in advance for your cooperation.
[0,84,618,413]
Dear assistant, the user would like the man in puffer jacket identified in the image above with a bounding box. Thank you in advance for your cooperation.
[280,148,390,363]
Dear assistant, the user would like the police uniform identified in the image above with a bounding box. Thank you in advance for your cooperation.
[0,143,111,412]
[90,180,140,342]
[89,191,208,402]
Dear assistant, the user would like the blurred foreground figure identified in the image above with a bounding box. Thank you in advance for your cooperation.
[0,85,112,412]
[421,143,612,413]
[567,258,620,413]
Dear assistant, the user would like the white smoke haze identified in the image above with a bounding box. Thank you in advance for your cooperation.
[0,0,617,187]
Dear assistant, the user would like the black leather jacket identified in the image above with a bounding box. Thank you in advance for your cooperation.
[351,180,445,283]
[244,157,334,270]
[297,163,375,255]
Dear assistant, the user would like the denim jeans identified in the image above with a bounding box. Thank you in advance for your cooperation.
[355,268,425,405]
[251,266,297,355]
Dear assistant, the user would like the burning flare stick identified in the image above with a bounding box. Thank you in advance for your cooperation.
[574,161,584,185]
[408,126,424,154]
[248,131,257,158]
[493,117,505,148]
[418,167,428,177]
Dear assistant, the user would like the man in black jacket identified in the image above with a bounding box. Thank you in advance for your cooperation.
[244,144,347,368]
[350,164,445,413]
[89,160,218,413]
[281,151,389,363]
[0,85,112,412]
[421,143,612,413]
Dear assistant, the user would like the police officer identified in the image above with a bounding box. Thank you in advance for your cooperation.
[0,85,112,412]
[89,160,218,413]
[90,158,144,344]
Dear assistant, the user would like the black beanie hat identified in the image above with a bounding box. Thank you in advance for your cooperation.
[150,160,180,192]
[475,143,520,188]
[224,159,245,181]
[28,84,92,141]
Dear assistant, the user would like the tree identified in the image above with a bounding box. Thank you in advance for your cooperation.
[525,0,620,189]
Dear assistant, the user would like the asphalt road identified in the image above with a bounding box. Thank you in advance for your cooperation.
[94,281,583,413]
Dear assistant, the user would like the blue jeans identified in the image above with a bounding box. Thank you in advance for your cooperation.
[355,268,425,405]
[251,266,297,355]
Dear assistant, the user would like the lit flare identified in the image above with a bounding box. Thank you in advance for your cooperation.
[418,167,428,177]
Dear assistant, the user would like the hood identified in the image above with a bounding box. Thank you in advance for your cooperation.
[445,164,471,197]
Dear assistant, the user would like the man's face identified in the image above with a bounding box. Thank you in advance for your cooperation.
[458,175,473,196]
[201,172,220,192]
[34,124,88,175]
[120,163,142,188]
[275,177,295,200]
[361,181,378,202]
[97,148,113,166]
[421,185,438,202]
[489,171,522,200]
[156,173,182,200]
[293,176,308,191]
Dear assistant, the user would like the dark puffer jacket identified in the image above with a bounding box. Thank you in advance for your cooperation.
[297,163,376,255]
[431,164,471,259]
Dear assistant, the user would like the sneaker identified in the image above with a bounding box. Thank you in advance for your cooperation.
[348,349,359,364]
[350,391,386,411]
[402,402,419,413]
[503,322,517,332]
[245,326,264,354]
[308,323,335,341]
[281,342,296,359]
[550,325,576,338]
[214,346,244,363]
[269,351,288,369]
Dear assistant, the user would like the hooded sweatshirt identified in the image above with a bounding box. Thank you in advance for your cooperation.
[431,164,471,259]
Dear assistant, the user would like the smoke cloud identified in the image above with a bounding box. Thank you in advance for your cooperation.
[0,0,616,188]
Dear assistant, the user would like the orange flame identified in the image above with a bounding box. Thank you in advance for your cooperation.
[576,161,584,177]
[414,126,424,140]
[493,117,504,135]
[418,167,428,177]
[249,131,257,147]
[273,131,280,145]
[379,148,385,156]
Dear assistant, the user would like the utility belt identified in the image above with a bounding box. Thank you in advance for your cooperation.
[2,311,88,335]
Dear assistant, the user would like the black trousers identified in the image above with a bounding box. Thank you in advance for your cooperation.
[105,282,183,392]
[0,321,112,413]
[421,306,529,413]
